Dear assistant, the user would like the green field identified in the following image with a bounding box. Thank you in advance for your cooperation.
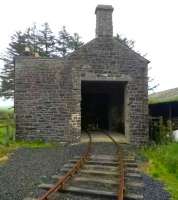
[0,107,15,160]
[140,143,178,200]
[0,107,15,145]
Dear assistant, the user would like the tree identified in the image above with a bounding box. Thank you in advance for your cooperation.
[115,34,135,49]
[0,27,40,99]
[0,23,84,99]
[7,31,28,57]
[69,33,84,51]
[38,23,55,57]
[0,58,14,99]
[55,26,83,57]
[55,26,72,57]
[23,24,40,56]
[0,31,29,99]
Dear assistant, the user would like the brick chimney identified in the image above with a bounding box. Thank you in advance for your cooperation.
[95,5,114,38]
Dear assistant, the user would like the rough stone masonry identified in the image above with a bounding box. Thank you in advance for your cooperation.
[15,5,150,145]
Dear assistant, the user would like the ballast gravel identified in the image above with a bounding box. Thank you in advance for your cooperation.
[0,142,171,200]
[143,174,171,200]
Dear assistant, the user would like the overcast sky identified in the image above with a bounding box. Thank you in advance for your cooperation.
[0,0,178,107]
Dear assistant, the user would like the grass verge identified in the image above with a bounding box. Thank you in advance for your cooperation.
[140,143,178,200]
[0,140,57,164]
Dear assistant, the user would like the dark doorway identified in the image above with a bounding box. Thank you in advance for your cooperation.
[82,93,109,130]
[81,81,126,133]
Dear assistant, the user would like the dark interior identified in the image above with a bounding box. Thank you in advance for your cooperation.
[149,102,178,119]
[81,81,126,133]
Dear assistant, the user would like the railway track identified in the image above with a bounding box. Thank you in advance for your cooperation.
[25,133,144,200]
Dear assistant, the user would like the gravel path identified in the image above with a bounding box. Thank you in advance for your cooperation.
[0,142,171,200]
[143,174,171,200]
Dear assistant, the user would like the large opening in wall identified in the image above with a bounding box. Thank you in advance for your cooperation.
[81,81,126,134]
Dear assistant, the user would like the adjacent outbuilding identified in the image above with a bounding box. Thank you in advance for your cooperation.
[149,87,178,130]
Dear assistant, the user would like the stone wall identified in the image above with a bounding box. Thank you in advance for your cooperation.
[15,5,149,145]
[15,37,149,145]
[68,37,149,145]
[15,57,73,142]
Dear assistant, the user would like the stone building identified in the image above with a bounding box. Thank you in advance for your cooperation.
[15,5,149,145]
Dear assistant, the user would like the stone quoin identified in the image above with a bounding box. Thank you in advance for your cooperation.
[15,5,149,145]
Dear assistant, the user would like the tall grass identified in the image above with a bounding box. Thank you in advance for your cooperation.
[141,143,178,199]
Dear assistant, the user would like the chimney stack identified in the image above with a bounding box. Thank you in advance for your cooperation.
[95,5,114,38]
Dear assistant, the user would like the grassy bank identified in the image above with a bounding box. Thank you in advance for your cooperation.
[140,143,178,200]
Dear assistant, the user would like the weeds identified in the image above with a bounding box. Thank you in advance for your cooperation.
[140,143,178,199]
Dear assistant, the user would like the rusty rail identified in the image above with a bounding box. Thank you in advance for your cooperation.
[38,132,124,200]
[38,132,92,200]
[104,132,125,200]
[118,147,125,200]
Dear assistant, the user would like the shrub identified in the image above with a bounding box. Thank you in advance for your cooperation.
[149,118,173,144]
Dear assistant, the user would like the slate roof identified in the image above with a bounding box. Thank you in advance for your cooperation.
[149,87,178,104]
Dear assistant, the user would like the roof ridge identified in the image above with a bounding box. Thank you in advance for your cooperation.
[150,87,178,96]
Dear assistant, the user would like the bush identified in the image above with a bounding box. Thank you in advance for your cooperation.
[149,118,173,144]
